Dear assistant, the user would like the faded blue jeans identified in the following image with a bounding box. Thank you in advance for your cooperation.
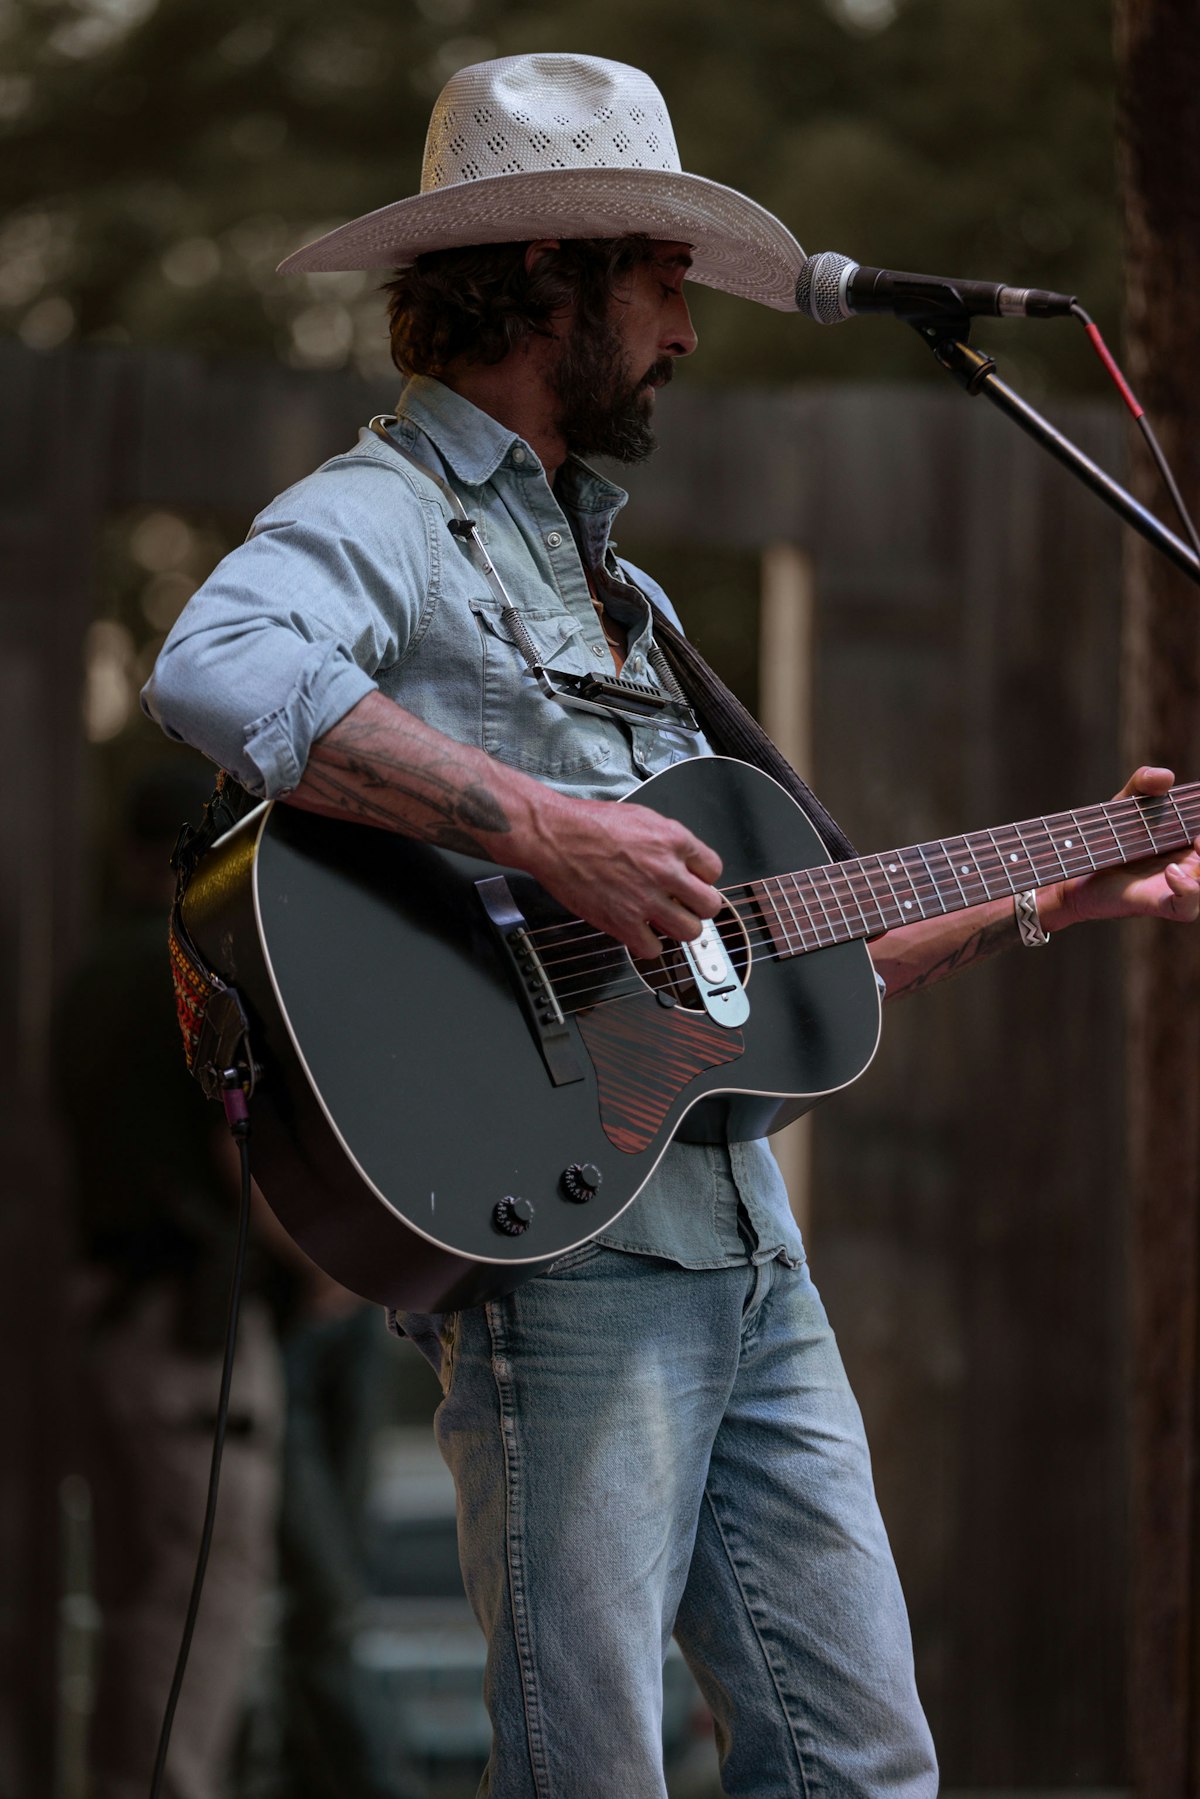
[400,1246,937,1798]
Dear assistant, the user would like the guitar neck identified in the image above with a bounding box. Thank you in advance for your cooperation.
[752,782,1200,956]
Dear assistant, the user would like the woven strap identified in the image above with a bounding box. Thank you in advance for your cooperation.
[168,769,258,1073]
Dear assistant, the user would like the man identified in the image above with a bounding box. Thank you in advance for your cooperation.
[144,52,1200,1799]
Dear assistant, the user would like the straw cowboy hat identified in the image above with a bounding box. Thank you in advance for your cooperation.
[278,52,806,311]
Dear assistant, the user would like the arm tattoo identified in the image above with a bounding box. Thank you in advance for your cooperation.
[290,707,513,854]
[886,912,1017,1001]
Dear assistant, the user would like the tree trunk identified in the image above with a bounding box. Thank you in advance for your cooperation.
[1115,5,1200,1793]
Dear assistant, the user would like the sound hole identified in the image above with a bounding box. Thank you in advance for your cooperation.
[632,905,751,1011]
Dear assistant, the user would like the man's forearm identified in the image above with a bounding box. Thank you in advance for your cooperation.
[284,691,726,958]
[287,690,541,859]
[870,884,1072,1001]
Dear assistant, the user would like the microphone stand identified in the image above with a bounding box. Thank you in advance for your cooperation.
[908,314,1200,588]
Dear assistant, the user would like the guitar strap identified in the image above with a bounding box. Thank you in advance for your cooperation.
[619,580,856,863]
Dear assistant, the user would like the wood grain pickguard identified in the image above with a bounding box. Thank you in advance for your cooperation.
[575,996,745,1154]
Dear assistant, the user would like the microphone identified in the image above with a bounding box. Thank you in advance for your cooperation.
[795,250,1076,325]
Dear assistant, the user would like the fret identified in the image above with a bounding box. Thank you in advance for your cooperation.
[1141,792,1188,855]
[834,865,875,938]
[874,854,907,928]
[804,870,842,945]
[1167,790,1192,846]
[1128,798,1159,854]
[1068,809,1098,872]
[1038,816,1071,882]
[852,861,893,936]
[815,866,855,941]
[936,838,970,908]
[899,848,930,919]
[993,825,1037,891]
[787,872,831,948]
[916,844,945,915]
[1097,803,1126,862]
[1177,786,1200,839]
[986,827,1019,897]
[961,834,994,902]
[943,835,988,907]
[1012,820,1054,885]
[777,875,812,950]
[753,878,796,958]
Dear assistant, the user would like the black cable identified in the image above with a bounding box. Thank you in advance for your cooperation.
[148,1076,252,1799]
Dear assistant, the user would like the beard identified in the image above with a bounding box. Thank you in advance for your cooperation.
[551,317,672,463]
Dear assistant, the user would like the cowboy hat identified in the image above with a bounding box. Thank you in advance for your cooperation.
[277,53,805,312]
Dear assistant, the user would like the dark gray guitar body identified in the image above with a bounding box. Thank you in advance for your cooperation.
[182,757,880,1310]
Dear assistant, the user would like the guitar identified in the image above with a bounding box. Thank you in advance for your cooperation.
[182,755,1199,1311]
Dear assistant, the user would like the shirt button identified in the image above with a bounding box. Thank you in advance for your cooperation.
[511,446,526,465]
[590,642,607,658]
[545,530,563,549]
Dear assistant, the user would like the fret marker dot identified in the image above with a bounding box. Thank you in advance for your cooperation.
[1009,854,1018,863]
[960,865,969,875]
[1065,838,1073,848]
[904,900,913,910]
[889,863,898,873]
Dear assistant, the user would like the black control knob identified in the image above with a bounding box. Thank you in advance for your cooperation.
[561,1162,603,1204]
[493,1195,534,1236]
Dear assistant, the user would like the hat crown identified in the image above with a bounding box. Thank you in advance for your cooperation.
[421,54,682,192]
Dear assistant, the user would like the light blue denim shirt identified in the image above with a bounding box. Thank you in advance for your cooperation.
[144,375,804,1270]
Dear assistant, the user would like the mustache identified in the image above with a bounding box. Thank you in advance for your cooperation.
[640,358,674,389]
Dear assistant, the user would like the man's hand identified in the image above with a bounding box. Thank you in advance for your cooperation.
[873,763,1200,1001]
[526,790,724,960]
[1051,765,1200,928]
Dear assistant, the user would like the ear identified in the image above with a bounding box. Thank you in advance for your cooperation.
[524,238,561,274]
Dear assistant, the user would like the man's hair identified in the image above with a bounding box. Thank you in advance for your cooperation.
[383,236,658,377]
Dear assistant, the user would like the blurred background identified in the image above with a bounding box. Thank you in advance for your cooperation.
[3,2,1198,1796]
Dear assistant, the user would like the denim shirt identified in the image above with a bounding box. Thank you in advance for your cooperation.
[144,375,805,1271]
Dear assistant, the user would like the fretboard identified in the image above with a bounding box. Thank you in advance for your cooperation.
[752,783,1200,956]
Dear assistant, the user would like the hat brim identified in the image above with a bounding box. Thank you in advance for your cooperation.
[276,167,804,312]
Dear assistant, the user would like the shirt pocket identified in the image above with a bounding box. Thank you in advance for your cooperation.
[471,600,615,779]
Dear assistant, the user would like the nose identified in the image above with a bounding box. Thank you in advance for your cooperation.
[663,292,698,358]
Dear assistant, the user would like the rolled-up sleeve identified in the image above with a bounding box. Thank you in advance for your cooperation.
[142,454,438,797]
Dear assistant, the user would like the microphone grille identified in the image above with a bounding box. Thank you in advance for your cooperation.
[795,250,856,324]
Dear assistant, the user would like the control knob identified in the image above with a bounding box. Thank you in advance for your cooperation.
[493,1195,534,1236]
[561,1162,603,1204]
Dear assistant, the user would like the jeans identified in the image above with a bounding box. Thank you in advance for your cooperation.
[400,1246,937,1799]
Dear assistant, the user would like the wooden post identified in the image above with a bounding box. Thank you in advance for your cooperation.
[1116,4,1200,1793]
[758,543,816,1238]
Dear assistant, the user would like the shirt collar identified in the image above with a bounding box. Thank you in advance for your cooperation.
[394,375,533,487]
[394,376,629,521]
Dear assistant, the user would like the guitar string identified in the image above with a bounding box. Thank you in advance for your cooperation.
[524,791,1200,965]
[539,844,1193,999]
[531,817,1200,1012]
[547,817,1192,1012]
[530,809,1200,986]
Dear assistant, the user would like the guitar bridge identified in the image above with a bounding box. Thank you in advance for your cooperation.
[475,876,585,1087]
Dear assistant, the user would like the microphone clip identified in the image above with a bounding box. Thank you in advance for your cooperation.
[909,316,998,396]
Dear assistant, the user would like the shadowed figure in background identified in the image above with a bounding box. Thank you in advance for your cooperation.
[54,761,292,1799]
